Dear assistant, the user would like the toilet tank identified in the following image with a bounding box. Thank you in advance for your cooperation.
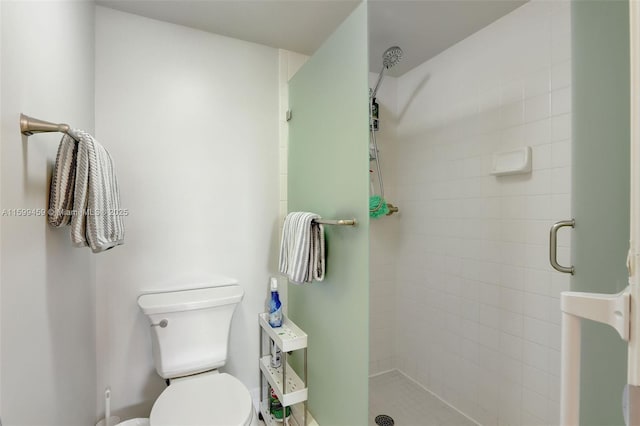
[137,281,244,379]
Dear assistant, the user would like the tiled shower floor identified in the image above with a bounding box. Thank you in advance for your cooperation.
[369,371,477,426]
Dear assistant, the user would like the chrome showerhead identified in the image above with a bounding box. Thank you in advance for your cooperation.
[371,46,404,100]
[382,46,403,69]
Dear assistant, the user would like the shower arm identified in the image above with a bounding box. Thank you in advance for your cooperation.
[369,46,403,209]
[369,94,385,199]
[370,65,386,101]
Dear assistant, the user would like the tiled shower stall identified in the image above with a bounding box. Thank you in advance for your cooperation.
[369,2,572,425]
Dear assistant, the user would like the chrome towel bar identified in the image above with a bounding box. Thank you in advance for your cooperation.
[20,113,70,136]
[312,218,357,226]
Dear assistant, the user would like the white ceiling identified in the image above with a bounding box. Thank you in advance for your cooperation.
[369,0,527,76]
[97,0,527,77]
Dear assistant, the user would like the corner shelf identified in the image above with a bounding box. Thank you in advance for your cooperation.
[259,313,309,425]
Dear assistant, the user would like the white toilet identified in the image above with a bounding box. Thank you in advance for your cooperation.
[137,280,258,426]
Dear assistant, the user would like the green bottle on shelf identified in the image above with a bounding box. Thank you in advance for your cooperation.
[269,387,291,422]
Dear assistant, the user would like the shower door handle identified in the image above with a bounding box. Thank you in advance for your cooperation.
[550,219,575,274]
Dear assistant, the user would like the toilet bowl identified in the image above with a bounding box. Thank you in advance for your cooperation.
[150,371,257,426]
[137,280,257,426]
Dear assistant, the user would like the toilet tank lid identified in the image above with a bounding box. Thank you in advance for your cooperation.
[138,285,244,315]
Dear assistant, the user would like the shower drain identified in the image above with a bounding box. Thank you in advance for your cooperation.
[375,414,395,426]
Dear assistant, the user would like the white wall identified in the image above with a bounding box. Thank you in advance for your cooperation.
[94,7,279,419]
[0,1,96,425]
[391,1,572,425]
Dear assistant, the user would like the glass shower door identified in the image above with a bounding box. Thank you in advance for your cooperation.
[286,3,370,425]
[568,0,630,424]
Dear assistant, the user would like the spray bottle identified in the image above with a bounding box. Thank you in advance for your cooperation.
[268,277,282,327]
[268,277,283,368]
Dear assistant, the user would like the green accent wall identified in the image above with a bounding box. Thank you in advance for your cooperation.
[571,1,630,424]
[287,3,370,425]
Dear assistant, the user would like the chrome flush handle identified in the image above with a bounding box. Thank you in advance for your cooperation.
[151,319,168,328]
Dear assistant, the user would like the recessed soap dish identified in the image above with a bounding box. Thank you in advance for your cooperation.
[491,146,532,176]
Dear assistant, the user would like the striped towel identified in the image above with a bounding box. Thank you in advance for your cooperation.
[279,212,325,284]
[48,129,124,253]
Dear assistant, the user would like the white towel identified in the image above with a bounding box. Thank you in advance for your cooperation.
[48,134,76,228]
[48,129,124,253]
[279,212,325,284]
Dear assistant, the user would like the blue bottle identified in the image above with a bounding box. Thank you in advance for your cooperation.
[268,277,283,327]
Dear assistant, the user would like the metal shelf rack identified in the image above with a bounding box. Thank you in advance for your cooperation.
[259,313,309,426]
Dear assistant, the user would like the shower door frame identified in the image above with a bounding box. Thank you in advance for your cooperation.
[627,1,640,423]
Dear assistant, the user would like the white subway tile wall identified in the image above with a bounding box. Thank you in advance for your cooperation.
[388,1,571,425]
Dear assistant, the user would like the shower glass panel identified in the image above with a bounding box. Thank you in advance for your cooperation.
[571,0,630,424]
[286,3,369,425]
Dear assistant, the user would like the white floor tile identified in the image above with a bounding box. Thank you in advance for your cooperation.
[370,371,478,426]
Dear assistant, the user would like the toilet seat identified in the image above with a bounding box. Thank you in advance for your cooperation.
[150,372,254,426]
